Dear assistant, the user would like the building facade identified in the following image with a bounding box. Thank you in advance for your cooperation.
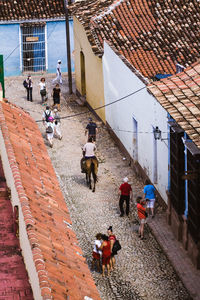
[0,0,74,76]
[103,42,169,203]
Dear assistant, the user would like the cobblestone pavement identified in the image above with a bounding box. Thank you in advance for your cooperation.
[5,75,191,300]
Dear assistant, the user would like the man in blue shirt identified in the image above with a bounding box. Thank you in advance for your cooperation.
[144,179,156,218]
[85,117,98,142]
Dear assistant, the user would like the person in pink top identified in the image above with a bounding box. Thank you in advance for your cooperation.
[107,226,116,270]
[100,234,111,276]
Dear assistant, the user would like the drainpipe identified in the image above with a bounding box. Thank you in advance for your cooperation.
[64,0,72,94]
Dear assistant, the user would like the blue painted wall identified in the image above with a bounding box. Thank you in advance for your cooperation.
[0,20,74,77]
[0,24,21,76]
[47,20,74,74]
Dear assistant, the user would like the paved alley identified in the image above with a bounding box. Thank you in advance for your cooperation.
[5,75,191,300]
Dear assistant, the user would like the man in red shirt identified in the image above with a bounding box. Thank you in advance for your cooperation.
[118,177,132,217]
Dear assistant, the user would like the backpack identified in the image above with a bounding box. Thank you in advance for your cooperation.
[46,125,53,133]
[23,80,28,89]
[44,111,51,122]
[112,240,121,253]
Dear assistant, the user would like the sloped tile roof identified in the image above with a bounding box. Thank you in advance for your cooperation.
[148,61,200,149]
[0,0,65,21]
[71,0,200,79]
[0,102,100,300]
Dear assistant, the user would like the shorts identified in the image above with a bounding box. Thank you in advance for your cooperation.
[146,198,155,208]
[140,218,147,224]
[102,255,111,265]
[88,134,96,142]
[92,251,100,260]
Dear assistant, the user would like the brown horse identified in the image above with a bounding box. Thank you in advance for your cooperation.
[83,157,98,192]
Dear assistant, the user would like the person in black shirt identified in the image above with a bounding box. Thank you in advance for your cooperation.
[85,117,98,142]
[25,75,33,102]
[52,83,61,111]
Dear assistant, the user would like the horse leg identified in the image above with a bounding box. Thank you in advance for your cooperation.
[86,173,89,186]
[89,173,92,190]
[92,164,97,192]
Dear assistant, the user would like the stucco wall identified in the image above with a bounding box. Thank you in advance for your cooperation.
[47,20,74,74]
[103,42,168,203]
[0,24,21,77]
[73,17,105,122]
[0,20,74,76]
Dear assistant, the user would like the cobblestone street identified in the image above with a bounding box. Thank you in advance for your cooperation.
[5,75,191,300]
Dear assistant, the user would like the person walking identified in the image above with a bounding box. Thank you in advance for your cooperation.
[144,179,156,218]
[39,77,47,104]
[46,116,55,148]
[92,233,102,272]
[42,106,53,126]
[136,196,147,240]
[118,177,132,217]
[53,60,62,84]
[85,118,98,142]
[107,226,116,271]
[52,84,61,111]
[25,75,33,102]
[100,234,111,277]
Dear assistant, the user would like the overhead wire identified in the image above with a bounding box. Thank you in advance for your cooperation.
[35,86,146,122]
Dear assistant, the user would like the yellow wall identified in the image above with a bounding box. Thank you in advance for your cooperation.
[73,17,105,122]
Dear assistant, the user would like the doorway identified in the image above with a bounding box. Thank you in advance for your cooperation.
[132,117,138,161]
[80,51,86,96]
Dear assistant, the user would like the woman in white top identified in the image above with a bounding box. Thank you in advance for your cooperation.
[92,233,102,272]
[39,77,47,104]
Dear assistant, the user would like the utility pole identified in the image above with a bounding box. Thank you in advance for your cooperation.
[64,0,72,94]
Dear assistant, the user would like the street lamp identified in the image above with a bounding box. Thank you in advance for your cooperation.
[153,126,162,140]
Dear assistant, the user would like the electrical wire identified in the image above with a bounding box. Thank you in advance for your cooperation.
[35,86,146,122]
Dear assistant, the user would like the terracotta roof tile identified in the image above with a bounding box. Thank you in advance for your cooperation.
[148,61,200,149]
[0,102,100,300]
[71,0,200,79]
[0,0,65,21]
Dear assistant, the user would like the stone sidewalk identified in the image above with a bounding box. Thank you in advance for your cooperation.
[149,215,200,300]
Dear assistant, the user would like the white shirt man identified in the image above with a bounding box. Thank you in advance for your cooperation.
[53,60,62,84]
[83,139,96,158]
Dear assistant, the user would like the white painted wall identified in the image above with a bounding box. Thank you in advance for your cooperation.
[103,42,169,203]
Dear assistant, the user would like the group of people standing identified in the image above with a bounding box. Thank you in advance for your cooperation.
[24,76,62,108]
[92,226,119,276]
[24,60,62,106]
[117,177,156,240]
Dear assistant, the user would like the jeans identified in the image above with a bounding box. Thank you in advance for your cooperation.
[27,88,32,101]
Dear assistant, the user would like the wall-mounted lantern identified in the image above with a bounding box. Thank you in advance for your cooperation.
[153,126,162,140]
[153,126,168,141]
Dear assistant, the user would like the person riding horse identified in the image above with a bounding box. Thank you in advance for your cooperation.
[81,137,98,173]
[81,137,98,192]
